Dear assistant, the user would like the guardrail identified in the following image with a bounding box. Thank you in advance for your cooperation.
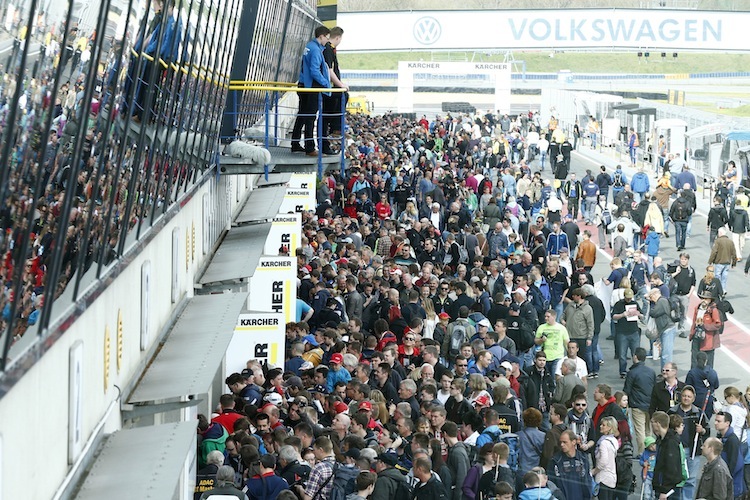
[223,82,348,177]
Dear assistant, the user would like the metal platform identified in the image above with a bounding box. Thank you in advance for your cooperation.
[219,145,341,175]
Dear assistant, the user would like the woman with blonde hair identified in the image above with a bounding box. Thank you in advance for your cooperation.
[722,386,749,442]
[467,373,493,406]
[369,389,390,425]
[592,416,619,500]
[422,297,437,339]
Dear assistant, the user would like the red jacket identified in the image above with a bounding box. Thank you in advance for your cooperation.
[211,409,244,433]
[690,302,722,351]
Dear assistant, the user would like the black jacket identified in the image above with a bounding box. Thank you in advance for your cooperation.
[730,208,750,233]
[523,365,555,411]
[414,476,449,500]
[708,205,729,230]
[650,379,686,414]
[653,429,685,495]
[623,361,656,410]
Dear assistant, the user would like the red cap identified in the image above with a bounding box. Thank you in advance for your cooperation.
[359,400,373,412]
[438,312,450,320]
[330,353,344,365]
[334,401,349,414]
[474,394,491,407]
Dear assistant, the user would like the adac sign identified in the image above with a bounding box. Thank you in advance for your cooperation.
[413,16,442,45]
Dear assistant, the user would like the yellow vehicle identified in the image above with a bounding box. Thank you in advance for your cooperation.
[346,95,372,115]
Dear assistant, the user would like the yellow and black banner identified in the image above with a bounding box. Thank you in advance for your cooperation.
[317,0,337,29]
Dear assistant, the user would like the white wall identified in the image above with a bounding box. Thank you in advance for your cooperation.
[0,171,257,500]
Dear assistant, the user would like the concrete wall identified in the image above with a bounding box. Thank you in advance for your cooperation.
[0,171,257,500]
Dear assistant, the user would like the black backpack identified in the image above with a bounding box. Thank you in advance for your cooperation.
[315,463,359,500]
[615,441,636,493]
[613,172,624,188]
[672,199,689,221]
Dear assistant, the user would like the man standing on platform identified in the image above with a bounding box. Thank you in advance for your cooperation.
[291,26,331,156]
[321,26,348,156]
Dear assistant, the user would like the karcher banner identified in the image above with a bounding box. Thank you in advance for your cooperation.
[338,9,737,52]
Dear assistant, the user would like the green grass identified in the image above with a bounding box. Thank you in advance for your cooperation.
[338,51,750,74]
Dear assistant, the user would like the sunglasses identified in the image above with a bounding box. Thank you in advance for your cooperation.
[575,403,587,407]
[456,363,468,367]
[405,337,415,341]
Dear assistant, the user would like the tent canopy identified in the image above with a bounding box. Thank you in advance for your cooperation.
[685,123,727,139]
[653,119,687,129]
[725,130,750,141]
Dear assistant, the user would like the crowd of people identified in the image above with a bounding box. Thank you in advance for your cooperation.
[195,48,750,498]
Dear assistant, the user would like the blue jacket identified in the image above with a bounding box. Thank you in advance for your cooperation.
[631,172,650,194]
[145,13,183,61]
[299,39,330,91]
[326,365,351,392]
[645,231,660,256]
[548,450,593,500]
[476,425,503,448]
[245,472,289,500]
[519,486,554,500]
[546,232,569,256]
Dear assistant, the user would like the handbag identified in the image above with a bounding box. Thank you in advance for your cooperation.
[643,317,659,341]
[693,324,706,341]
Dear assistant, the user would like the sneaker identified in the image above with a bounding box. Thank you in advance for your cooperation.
[599,359,605,365]
[291,144,305,153]
[664,233,669,238]
[590,373,598,379]
[620,373,627,379]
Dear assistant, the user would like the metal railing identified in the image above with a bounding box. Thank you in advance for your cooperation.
[223,82,348,177]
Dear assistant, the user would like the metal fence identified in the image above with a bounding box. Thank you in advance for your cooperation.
[0,0,317,370]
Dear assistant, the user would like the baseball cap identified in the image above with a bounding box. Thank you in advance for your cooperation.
[330,353,344,365]
[509,303,521,312]
[310,384,329,394]
[376,453,399,467]
[284,376,303,389]
[263,392,283,406]
[438,312,450,320]
[240,368,254,379]
[644,436,656,448]
[477,318,491,328]
[623,289,634,298]
[513,288,527,298]
[474,394,491,407]
[359,400,373,412]
[302,334,319,347]
[334,401,349,414]
[345,448,361,460]
[500,361,513,372]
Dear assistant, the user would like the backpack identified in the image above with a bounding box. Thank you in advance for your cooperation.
[672,199,689,221]
[458,244,470,264]
[716,296,734,327]
[394,476,414,500]
[613,172,623,188]
[601,207,612,227]
[614,440,636,493]
[668,295,684,323]
[497,433,521,471]
[317,462,359,500]
[449,321,468,360]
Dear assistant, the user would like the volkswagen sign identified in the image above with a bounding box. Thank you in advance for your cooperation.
[413,16,442,45]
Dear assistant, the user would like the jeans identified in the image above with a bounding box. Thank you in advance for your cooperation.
[591,132,598,149]
[630,146,637,164]
[548,358,562,378]
[540,152,547,170]
[675,221,688,249]
[714,263,730,291]
[568,198,580,219]
[659,325,677,369]
[675,294,690,336]
[643,476,654,500]
[681,456,703,500]
[554,301,564,322]
[585,196,597,221]
[662,207,671,235]
[617,331,641,374]
[572,338,589,371]
[587,332,601,374]
[709,228,718,247]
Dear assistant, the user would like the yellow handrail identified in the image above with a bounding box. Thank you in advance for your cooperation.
[229,80,298,86]
[227,85,346,92]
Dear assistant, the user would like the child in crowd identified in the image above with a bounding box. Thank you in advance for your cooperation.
[639,436,657,500]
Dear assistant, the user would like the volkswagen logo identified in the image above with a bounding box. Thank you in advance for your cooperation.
[413,16,442,45]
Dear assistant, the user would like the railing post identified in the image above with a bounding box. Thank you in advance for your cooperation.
[264,92,270,180]
[273,90,279,147]
[317,92,323,178]
[340,92,346,179]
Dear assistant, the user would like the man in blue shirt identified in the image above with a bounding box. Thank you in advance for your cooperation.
[291,26,332,155]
